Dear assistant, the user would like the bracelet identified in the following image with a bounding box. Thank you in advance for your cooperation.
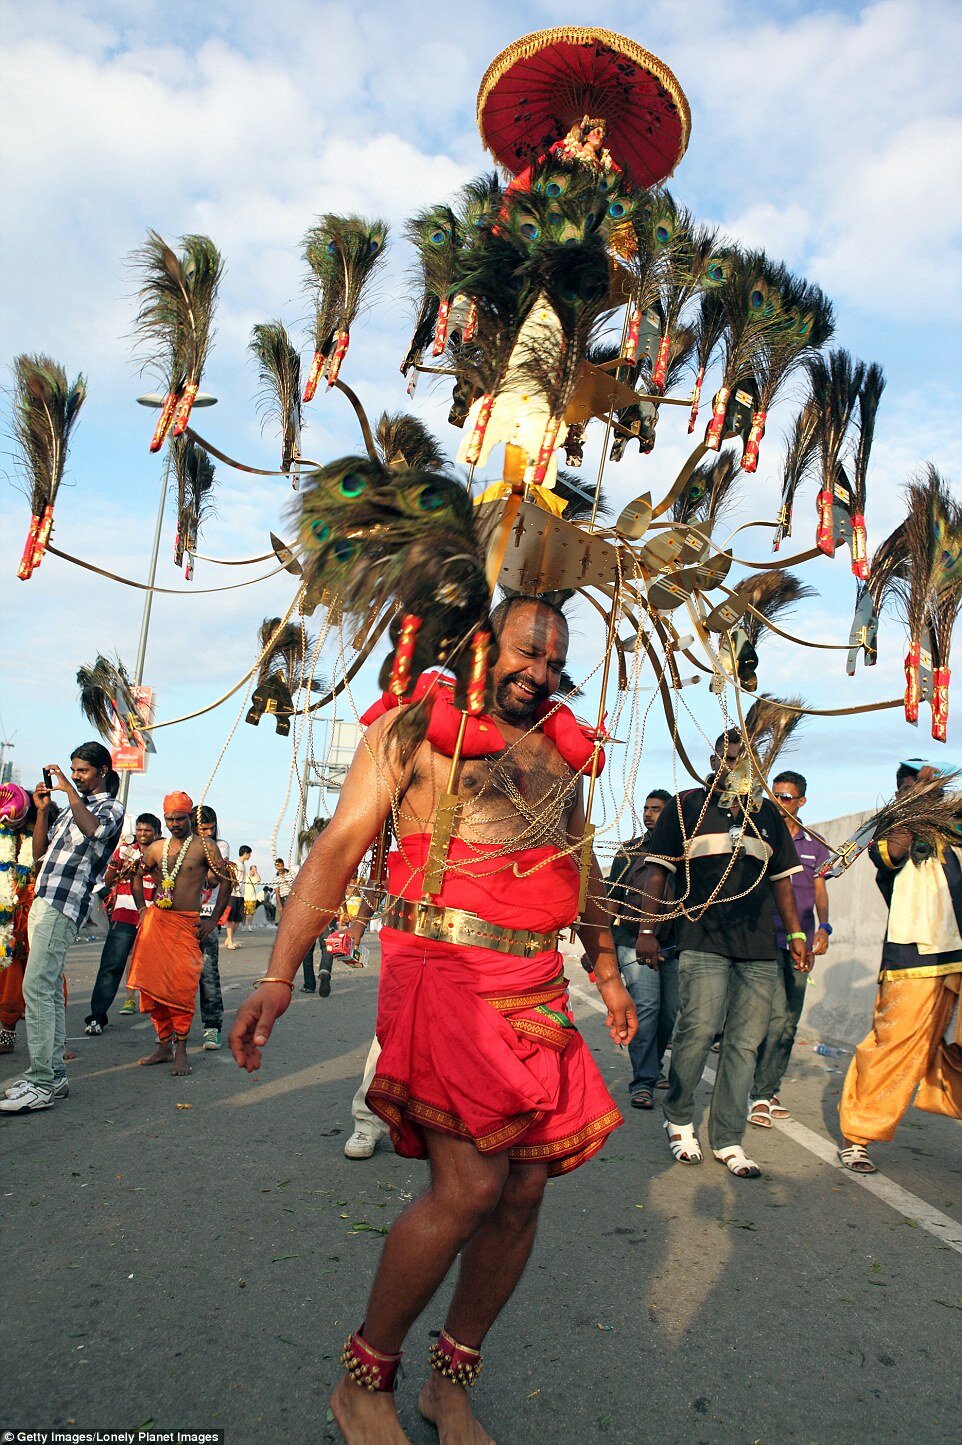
[786,932,806,942]
[817,923,832,936]
[255,976,295,991]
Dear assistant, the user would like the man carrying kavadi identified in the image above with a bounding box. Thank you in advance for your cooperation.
[131,791,233,1077]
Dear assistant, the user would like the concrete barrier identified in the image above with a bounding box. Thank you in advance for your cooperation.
[792,810,886,1048]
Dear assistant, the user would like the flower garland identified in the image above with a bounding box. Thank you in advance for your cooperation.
[0,826,32,968]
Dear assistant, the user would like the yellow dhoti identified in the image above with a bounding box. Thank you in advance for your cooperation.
[839,973,962,1145]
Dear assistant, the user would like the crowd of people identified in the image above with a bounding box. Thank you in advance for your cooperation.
[0,603,959,1440]
[0,746,354,1102]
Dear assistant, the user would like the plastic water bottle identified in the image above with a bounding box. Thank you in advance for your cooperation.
[814,1043,849,1057]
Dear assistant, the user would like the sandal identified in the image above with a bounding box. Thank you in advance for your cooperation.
[748,1099,772,1129]
[838,1144,877,1174]
[655,1074,670,1090]
[713,1146,761,1179]
[664,1118,702,1164]
[630,1089,654,1110]
[769,1096,790,1120]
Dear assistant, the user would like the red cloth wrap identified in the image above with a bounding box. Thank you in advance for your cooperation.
[128,906,202,1015]
[360,676,605,775]
[366,836,622,1177]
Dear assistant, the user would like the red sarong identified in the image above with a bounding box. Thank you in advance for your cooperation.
[367,836,622,1178]
[128,907,202,1031]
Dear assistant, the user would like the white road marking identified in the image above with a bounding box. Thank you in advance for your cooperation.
[567,980,962,1257]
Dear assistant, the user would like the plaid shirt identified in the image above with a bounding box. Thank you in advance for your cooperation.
[35,791,125,928]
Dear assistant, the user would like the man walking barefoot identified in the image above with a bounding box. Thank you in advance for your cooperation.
[230,599,636,1443]
[130,792,233,1077]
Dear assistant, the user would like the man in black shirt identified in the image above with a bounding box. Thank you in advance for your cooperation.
[637,731,809,1177]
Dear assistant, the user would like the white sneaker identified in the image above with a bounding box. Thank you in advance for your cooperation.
[344,1124,379,1159]
[0,1079,54,1113]
[53,1077,70,1100]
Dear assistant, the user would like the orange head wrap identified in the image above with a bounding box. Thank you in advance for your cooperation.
[163,790,194,815]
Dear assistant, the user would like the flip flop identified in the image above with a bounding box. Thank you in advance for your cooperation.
[769,1096,790,1120]
[748,1099,773,1129]
[630,1089,654,1110]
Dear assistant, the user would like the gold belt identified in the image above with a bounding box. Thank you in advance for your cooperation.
[382,895,560,959]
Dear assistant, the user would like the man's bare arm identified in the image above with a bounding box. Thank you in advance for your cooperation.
[567,786,637,1046]
[229,716,410,1070]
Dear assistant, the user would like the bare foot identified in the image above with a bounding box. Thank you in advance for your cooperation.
[170,1040,192,1077]
[139,1042,174,1067]
[331,1375,409,1443]
[418,1374,495,1444]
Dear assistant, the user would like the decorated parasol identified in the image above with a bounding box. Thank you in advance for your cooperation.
[477,26,691,190]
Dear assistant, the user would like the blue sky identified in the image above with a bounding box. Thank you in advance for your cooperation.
[1,0,960,862]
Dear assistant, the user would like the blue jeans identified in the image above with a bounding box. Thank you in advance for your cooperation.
[665,949,777,1149]
[199,932,223,1029]
[752,948,809,1100]
[618,944,679,1095]
[24,896,78,1089]
[87,921,138,1025]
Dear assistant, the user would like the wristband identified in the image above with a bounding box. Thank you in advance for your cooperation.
[786,932,806,942]
[816,923,832,936]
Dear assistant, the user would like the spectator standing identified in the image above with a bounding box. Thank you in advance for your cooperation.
[607,789,677,1109]
[272,859,294,920]
[749,771,831,1127]
[196,806,230,1051]
[84,813,161,1033]
[225,845,251,949]
[2,743,123,1114]
[638,731,808,1178]
[243,859,262,929]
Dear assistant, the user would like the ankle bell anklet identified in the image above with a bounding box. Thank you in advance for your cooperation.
[341,1327,402,1392]
[428,1328,484,1387]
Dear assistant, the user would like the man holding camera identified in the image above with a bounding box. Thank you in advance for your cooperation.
[1,742,124,1114]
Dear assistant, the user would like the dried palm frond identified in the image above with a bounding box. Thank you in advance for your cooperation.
[12,354,87,579]
[742,272,834,473]
[170,436,216,576]
[773,401,819,549]
[250,321,302,474]
[744,693,805,776]
[375,412,450,473]
[131,230,222,448]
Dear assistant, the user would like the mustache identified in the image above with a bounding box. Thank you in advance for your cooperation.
[500,670,551,703]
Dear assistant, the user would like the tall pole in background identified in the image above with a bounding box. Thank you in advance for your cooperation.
[117,394,217,816]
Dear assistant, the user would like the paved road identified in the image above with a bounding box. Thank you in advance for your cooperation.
[3,930,960,1444]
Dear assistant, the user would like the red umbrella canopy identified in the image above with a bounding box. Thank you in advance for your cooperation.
[477,27,691,191]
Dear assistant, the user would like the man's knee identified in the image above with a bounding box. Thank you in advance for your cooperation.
[500,1163,548,1222]
[431,1145,509,1225]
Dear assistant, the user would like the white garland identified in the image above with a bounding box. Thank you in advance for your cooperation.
[0,831,33,967]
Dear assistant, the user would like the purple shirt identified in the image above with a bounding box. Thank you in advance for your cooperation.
[773,826,831,948]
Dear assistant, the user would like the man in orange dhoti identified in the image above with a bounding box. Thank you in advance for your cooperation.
[130,792,233,1077]
[839,762,962,1173]
[231,600,637,1445]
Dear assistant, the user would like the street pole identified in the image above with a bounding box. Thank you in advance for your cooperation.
[118,458,169,814]
[118,393,217,817]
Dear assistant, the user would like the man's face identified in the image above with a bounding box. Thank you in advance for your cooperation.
[197,822,215,839]
[772,780,805,819]
[71,759,104,796]
[710,738,744,783]
[492,604,568,725]
[642,794,665,832]
[240,850,252,865]
[165,811,191,839]
[135,822,158,848]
